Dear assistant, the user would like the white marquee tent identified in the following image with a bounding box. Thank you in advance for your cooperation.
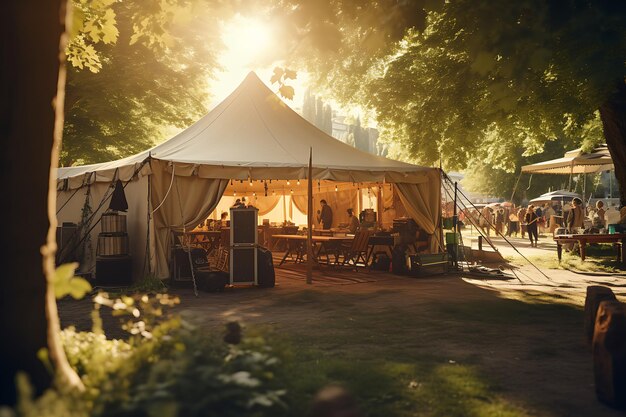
[521,144,613,175]
[56,72,442,279]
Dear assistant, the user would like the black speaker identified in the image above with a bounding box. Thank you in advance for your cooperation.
[231,208,258,244]
[96,255,132,286]
[230,247,256,284]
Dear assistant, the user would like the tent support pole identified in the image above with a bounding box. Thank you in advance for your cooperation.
[306,148,313,285]
[282,189,286,224]
[510,171,522,203]
[377,185,383,229]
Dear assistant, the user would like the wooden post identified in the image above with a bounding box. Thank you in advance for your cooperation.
[584,285,616,347]
[307,148,313,284]
[593,300,626,408]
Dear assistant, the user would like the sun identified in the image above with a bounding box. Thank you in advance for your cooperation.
[209,14,307,109]
[223,16,272,66]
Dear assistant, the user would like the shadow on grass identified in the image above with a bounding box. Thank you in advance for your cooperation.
[249,281,593,417]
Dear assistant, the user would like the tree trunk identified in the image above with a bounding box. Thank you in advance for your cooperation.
[0,0,71,405]
[600,84,626,209]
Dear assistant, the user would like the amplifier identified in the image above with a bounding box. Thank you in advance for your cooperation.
[96,255,132,286]
[408,253,449,277]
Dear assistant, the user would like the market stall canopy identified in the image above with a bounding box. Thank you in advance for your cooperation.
[521,144,613,175]
[529,190,582,205]
[57,72,433,188]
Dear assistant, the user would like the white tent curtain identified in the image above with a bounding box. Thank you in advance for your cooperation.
[395,172,443,252]
[151,160,228,278]
[249,195,281,216]
[292,189,358,228]
[380,185,408,229]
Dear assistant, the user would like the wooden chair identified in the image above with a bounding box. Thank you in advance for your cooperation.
[336,230,372,270]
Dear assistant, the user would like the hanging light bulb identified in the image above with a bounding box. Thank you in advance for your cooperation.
[272,190,276,196]
[233,191,237,196]
[249,180,253,186]
[253,192,256,197]
[290,189,294,194]
[286,180,291,186]
[335,185,338,192]
[297,180,300,186]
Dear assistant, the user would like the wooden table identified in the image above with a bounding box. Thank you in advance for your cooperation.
[554,233,626,263]
[272,234,354,266]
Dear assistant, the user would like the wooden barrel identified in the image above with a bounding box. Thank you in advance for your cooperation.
[97,233,129,256]
[593,300,626,409]
[584,285,616,347]
[101,213,127,233]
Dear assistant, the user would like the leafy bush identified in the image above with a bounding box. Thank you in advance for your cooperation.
[10,293,287,417]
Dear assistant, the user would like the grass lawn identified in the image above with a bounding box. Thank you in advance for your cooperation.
[507,243,626,274]
[60,271,620,417]
[233,289,596,417]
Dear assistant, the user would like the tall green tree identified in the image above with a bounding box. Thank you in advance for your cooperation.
[62,0,226,165]
[1,0,83,404]
[272,0,626,205]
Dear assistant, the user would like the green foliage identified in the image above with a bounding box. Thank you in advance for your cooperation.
[10,294,286,417]
[62,1,227,165]
[271,67,297,100]
[274,0,626,189]
[67,0,119,73]
[52,263,92,300]
[461,140,575,203]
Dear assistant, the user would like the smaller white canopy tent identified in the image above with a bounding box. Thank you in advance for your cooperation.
[57,72,442,279]
[529,190,581,205]
[521,144,613,175]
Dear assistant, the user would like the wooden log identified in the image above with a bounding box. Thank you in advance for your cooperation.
[585,286,616,347]
[592,300,626,409]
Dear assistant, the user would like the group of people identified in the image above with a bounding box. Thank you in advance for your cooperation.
[466,198,622,248]
[316,199,360,233]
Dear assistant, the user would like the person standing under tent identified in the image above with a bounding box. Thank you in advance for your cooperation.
[525,205,539,247]
[346,208,360,233]
[566,198,585,233]
[592,200,606,230]
[317,199,333,230]
[543,203,556,228]
[517,206,527,238]
[219,212,229,227]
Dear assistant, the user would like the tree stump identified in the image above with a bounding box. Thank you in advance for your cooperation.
[585,286,616,347]
[592,300,626,409]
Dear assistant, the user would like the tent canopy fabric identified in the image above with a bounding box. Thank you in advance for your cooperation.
[521,144,613,175]
[58,72,432,188]
[56,72,442,279]
[529,190,581,204]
